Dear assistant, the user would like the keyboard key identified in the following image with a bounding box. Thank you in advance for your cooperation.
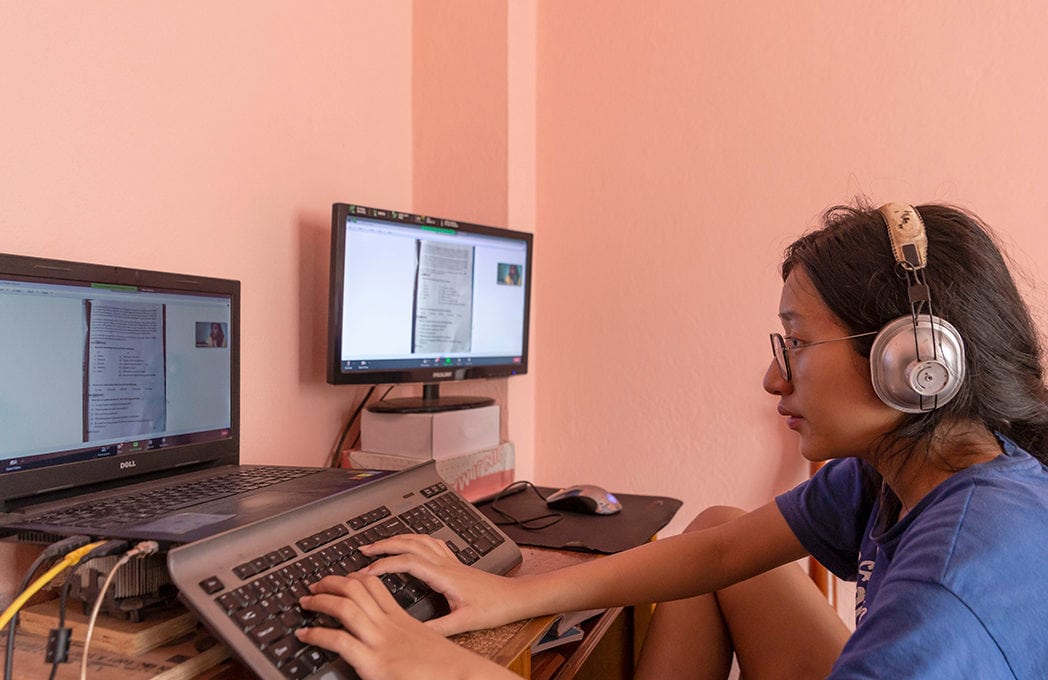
[265,635,303,666]
[234,605,265,631]
[199,576,225,594]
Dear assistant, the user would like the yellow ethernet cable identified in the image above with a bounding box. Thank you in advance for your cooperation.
[0,541,106,632]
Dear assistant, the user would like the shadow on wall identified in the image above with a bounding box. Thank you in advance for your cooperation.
[296,207,333,384]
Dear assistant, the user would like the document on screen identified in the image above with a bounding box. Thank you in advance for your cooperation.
[85,299,167,441]
[412,240,474,354]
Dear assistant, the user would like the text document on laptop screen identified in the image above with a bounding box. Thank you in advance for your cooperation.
[0,274,232,473]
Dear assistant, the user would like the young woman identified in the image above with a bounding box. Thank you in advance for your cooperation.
[297,201,1048,679]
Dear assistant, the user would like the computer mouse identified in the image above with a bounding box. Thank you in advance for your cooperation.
[545,484,623,515]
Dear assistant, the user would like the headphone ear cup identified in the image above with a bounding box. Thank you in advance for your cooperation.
[869,316,966,413]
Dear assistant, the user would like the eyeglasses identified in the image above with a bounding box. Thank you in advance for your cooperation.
[769,331,879,382]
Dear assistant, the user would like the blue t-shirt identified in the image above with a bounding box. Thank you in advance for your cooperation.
[776,435,1048,679]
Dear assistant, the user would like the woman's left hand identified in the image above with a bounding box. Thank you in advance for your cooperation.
[296,573,518,680]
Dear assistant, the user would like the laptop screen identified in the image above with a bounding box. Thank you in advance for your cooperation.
[0,253,240,508]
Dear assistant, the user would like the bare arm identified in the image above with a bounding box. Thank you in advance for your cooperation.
[360,500,807,635]
[526,501,805,610]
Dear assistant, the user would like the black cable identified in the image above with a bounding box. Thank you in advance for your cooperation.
[489,481,563,530]
[328,385,377,467]
[46,541,128,680]
[349,386,394,452]
[4,536,91,680]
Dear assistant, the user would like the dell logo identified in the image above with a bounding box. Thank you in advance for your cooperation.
[120,460,137,470]
[432,371,453,378]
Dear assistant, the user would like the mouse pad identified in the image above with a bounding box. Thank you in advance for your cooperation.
[476,486,683,554]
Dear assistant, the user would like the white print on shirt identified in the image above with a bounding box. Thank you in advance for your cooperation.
[855,559,875,623]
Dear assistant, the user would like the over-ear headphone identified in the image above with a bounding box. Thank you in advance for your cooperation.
[868,203,966,413]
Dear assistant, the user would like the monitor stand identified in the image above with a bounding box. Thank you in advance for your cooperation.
[366,383,495,414]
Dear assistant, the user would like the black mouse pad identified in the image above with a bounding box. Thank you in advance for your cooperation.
[476,485,683,554]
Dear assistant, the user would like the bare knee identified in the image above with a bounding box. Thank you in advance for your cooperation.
[684,505,746,533]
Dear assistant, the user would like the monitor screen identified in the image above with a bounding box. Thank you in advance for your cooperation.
[326,203,532,413]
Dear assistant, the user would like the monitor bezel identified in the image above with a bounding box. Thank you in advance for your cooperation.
[0,252,241,511]
[325,203,533,388]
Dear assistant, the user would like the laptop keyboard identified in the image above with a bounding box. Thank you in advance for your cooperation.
[27,467,320,529]
[168,462,522,680]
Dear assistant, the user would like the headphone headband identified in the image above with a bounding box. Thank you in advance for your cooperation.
[878,202,927,270]
[869,201,966,413]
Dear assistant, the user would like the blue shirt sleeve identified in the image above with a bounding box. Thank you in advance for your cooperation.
[775,458,874,581]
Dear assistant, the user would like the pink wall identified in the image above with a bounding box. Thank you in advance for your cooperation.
[533,1,1048,536]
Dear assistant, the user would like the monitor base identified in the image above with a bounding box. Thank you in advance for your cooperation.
[367,383,495,414]
[367,395,494,414]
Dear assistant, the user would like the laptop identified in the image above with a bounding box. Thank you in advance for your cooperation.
[0,252,397,544]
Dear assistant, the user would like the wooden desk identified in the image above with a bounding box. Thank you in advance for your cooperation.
[454,546,649,679]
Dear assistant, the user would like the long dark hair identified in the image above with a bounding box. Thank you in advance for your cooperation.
[781,200,1048,467]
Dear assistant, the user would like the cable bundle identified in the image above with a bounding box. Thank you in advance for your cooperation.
[0,537,161,680]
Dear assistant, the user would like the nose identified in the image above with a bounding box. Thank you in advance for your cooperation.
[763,359,790,396]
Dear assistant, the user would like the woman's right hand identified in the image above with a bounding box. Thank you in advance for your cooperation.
[353,533,530,636]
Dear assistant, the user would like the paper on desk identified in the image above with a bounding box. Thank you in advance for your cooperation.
[530,609,605,654]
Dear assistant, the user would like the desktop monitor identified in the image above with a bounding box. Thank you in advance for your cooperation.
[326,203,532,413]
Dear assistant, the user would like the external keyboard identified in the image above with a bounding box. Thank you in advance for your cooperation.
[168,461,522,680]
